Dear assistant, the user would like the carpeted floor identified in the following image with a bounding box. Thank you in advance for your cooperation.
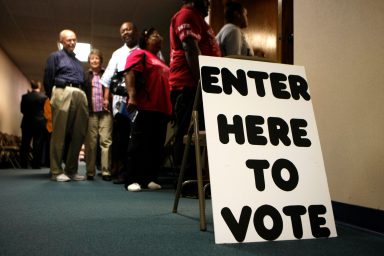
[0,166,383,256]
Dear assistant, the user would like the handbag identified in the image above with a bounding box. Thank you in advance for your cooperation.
[109,70,128,96]
[109,53,147,97]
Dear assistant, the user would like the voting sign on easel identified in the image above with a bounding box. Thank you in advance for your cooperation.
[199,56,337,244]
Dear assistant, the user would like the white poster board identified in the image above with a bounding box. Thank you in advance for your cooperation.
[199,56,337,244]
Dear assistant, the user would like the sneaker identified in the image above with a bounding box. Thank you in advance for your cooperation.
[148,181,162,190]
[87,175,94,181]
[69,173,86,181]
[127,183,141,192]
[56,173,71,182]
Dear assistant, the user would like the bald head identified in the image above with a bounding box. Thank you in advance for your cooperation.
[59,29,77,53]
[119,21,138,48]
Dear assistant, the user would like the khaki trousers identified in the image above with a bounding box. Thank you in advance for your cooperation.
[85,111,113,176]
[50,87,88,175]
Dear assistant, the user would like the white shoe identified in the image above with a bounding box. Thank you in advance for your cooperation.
[127,183,141,192]
[56,173,70,182]
[148,181,161,190]
[69,173,86,181]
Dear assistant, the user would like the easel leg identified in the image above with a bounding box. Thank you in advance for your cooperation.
[172,127,193,213]
[172,81,207,231]
[193,110,206,231]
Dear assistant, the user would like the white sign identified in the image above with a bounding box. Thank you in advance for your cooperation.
[199,56,337,244]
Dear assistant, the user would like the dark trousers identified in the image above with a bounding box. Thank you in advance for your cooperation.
[171,87,205,180]
[41,130,51,167]
[111,113,131,176]
[124,110,169,186]
[20,125,44,168]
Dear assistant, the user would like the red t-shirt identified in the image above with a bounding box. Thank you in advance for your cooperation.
[169,5,221,91]
[125,49,172,116]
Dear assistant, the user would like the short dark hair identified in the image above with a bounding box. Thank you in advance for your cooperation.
[30,80,39,89]
[139,27,156,49]
[224,1,244,23]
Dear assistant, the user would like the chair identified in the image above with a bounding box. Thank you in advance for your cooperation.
[172,82,210,231]
[0,132,21,168]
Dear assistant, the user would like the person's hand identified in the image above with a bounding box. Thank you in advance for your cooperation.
[127,103,138,113]
[103,99,110,112]
[127,98,138,112]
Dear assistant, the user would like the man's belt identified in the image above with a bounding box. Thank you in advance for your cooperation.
[55,83,81,88]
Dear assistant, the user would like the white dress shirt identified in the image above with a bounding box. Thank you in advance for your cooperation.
[101,44,138,116]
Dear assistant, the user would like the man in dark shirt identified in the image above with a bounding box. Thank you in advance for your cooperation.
[43,29,88,182]
[20,80,47,169]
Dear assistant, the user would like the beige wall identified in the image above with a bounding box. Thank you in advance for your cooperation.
[295,0,384,210]
[0,48,30,135]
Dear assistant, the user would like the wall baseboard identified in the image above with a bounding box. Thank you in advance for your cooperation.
[332,201,383,234]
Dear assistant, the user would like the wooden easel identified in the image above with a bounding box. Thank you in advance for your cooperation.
[172,81,209,231]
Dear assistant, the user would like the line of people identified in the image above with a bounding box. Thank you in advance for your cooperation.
[21,0,253,192]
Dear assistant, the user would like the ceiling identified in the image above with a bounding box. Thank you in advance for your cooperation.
[0,0,181,81]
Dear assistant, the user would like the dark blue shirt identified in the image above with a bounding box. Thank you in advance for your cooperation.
[43,49,85,98]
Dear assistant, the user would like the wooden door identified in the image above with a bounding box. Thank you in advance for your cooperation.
[210,0,293,64]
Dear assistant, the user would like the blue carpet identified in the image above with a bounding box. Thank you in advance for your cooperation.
[0,167,383,256]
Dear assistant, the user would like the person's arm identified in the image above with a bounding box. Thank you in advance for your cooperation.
[182,37,201,82]
[125,70,137,111]
[20,95,26,115]
[43,53,56,98]
[101,52,119,112]
[103,87,110,112]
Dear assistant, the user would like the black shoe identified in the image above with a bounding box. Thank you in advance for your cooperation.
[102,175,112,181]
[112,177,124,184]
[87,176,94,181]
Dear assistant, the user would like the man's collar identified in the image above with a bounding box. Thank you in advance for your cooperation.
[62,48,76,57]
[124,44,139,52]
